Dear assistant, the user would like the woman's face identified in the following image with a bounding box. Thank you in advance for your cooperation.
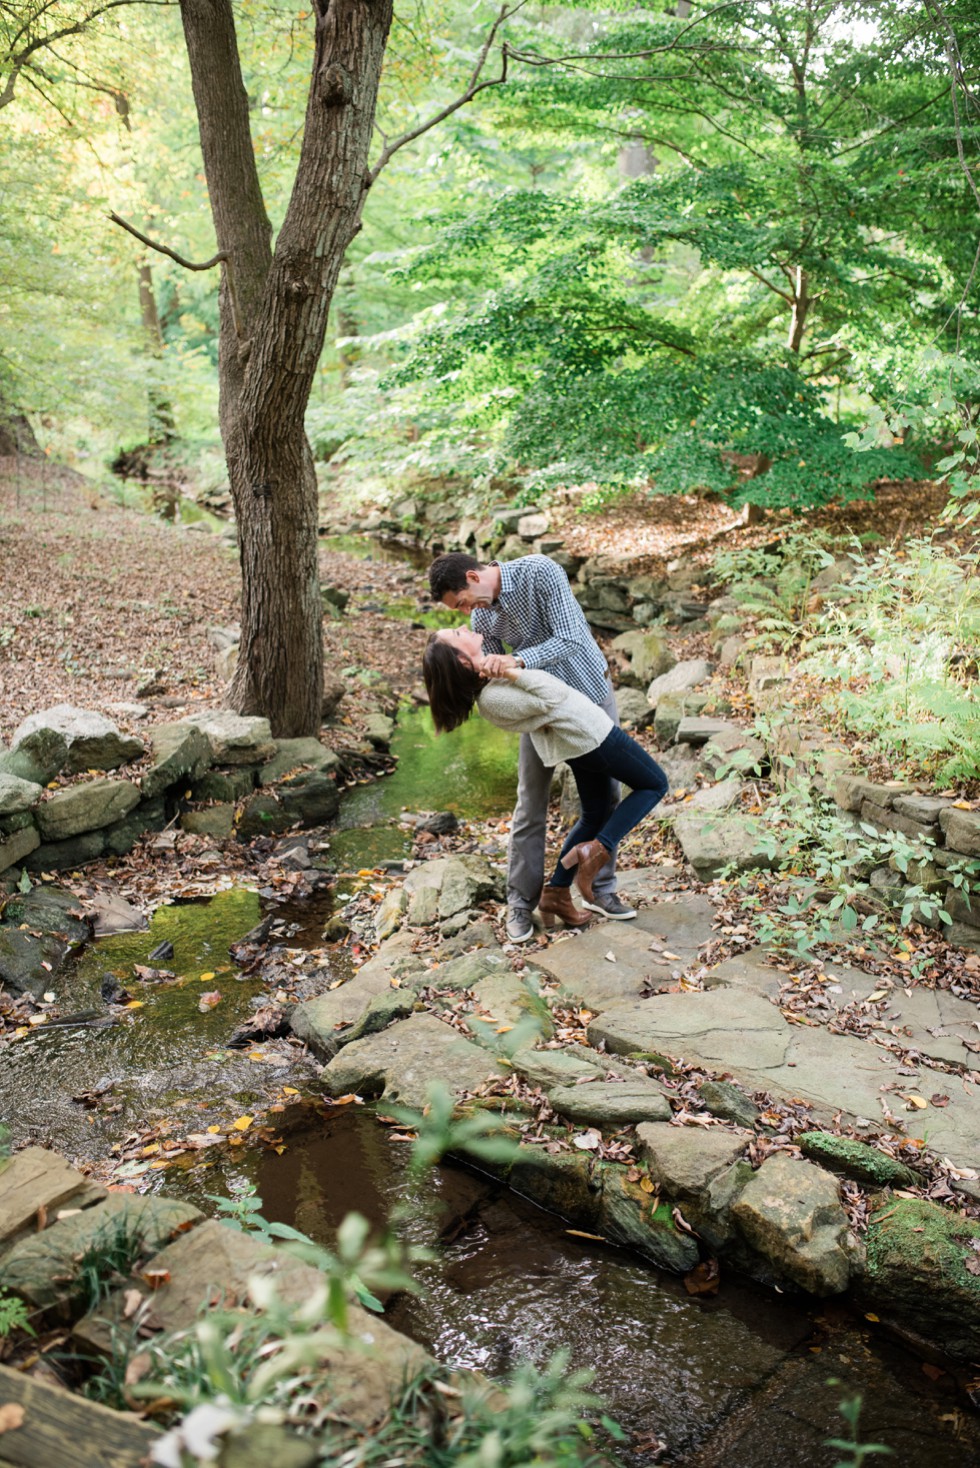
[436,625,484,668]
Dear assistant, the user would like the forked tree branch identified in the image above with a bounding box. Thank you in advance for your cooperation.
[366,1,525,187]
[108,210,242,337]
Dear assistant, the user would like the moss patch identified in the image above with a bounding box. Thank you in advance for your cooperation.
[799,1132,918,1189]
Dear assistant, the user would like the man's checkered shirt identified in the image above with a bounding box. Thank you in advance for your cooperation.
[472,555,609,704]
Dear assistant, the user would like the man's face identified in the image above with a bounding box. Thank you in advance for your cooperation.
[440,568,495,613]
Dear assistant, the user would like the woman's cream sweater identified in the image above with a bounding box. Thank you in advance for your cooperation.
[477,669,612,767]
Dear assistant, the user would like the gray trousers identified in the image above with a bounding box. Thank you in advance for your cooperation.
[507,679,620,910]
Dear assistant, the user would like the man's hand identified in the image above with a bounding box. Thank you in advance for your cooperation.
[482,653,522,678]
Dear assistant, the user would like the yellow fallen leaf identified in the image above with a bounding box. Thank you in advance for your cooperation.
[865,1312,879,1322]
[206,1123,222,1134]
[231,1114,253,1131]
[282,1086,299,1095]
[125,1000,144,1009]
[199,971,216,983]
[141,1143,160,1155]
[639,1176,656,1194]
[903,1094,928,1109]
[662,951,681,961]
[149,1159,171,1170]
[496,1024,514,1033]
[565,1229,606,1241]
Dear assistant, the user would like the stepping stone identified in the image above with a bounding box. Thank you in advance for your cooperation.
[674,717,739,746]
[548,1079,670,1126]
[320,1014,504,1108]
[1,1193,202,1318]
[73,1219,429,1432]
[590,990,980,1174]
[0,1149,106,1252]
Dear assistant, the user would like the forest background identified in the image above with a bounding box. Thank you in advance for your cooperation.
[2,0,979,728]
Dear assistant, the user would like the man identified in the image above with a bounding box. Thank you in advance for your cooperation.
[428,550,636,941]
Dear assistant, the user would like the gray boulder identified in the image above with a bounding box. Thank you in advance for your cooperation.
[0,772,42,818]
[673,812,774,880]
[0,727,68,785]
[10,706,143,774]
[141,722,212,800]
[646,659,713,708]
[611,631,676,689]
[615,687,654,730]
[185,712,276,765]
[731,1154,851,1296]
[320,1014,502,1108]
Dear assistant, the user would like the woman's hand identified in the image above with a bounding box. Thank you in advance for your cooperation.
[481,653,521,680]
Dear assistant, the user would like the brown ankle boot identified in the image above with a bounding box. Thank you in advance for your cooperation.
[559,841,610,904]
[538,884,592,928]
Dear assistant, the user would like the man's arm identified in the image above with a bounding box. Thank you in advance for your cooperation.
[512,558,586,670]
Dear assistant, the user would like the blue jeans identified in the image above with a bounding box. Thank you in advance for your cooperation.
[548,726,669,888]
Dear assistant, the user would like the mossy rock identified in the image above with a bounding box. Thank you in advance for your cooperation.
[598,1166,699,1274]
[863,1196,980,1360]
[799,1132,918,1190]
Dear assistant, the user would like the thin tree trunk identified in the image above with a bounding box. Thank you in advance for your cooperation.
[787,265,809,353]
[0,395,39,457]
[179,0,393,736]
[137,262,177,445]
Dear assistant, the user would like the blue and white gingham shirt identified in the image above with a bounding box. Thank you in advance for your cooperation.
[473,555,610,705]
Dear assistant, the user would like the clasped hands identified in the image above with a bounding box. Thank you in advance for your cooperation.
[479,652,520,679]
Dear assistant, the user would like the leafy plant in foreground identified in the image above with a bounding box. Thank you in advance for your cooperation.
[825,1389,893,1467]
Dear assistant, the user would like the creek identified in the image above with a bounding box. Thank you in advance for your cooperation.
[5,532,978,1463]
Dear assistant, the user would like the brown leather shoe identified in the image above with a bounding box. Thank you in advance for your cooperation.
[538,884,592,928]
[560,841,610,904]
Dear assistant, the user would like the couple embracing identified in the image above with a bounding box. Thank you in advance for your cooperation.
[423,551,668,942]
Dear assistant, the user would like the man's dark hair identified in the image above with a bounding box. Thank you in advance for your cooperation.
[429,552,483,601]
[422,635,483,734]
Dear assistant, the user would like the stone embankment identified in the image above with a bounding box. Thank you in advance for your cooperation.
[288,850,980,1364]
[0,704,348,881]
[0,1146,427,1468]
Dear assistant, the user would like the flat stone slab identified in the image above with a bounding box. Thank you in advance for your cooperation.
[36,778,141,841]
[0,1149,106,1251]
[291,939,425,1059]
[549,1079,670,1126]
[508,1043,606,1089]
[673,813,774,879]
[184,711,276,765]
[320,1014,504,1108]
[732,1153,850,1296]
[590,989,980,1172]
[1,1193,202,1316]
[530,896,717,1009]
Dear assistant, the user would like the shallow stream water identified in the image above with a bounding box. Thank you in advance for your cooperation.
[6,531,979,1463]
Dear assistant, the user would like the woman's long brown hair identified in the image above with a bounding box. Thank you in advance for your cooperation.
[422,635,484,733]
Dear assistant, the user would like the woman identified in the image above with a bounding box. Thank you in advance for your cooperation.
[422,626,669,928]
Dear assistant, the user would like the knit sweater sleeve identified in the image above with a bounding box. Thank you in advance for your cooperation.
[476,670,568,733]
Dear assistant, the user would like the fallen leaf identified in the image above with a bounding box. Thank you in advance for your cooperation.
[122,1288,144,1319]
[198,990,222,1012]
[231,1114,253,1132]
[572,1129,602,1150]
[604,950,617,963]
[903,1094,928,1109]
[0,1404,25,1434]
[639,1175,656,1194]
[565,1228,607,1241]
[199,971,216,982]
[140,1269,171,1292]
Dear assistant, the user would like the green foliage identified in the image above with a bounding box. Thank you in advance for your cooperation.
[825,1389,893,1467]
[0,1288,33,1340]
[75,1216,150,1311]
[388,1082,522,1177]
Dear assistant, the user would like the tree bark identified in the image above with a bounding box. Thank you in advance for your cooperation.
[178,0,393,736]
[787,265,809,353]
[137,263,177,445]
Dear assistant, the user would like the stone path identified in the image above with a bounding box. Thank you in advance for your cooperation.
[531,874,980,1177]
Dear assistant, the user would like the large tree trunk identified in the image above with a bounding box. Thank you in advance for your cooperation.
[179,0,393,736]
